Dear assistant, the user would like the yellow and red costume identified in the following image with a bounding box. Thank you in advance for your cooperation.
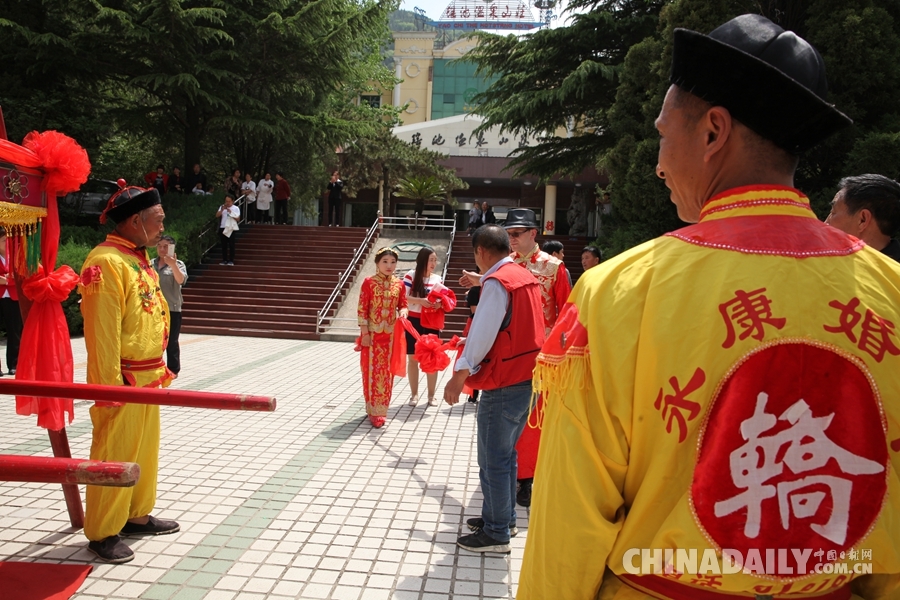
[522,187,900,600]
[79,232,172,542]
[357,273,407,418]
[513,244,571,479]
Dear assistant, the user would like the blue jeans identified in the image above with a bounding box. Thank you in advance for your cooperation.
[477,381,532,542]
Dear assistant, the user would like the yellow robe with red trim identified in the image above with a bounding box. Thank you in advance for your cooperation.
[521,187,900,600]
[79,233,172,541]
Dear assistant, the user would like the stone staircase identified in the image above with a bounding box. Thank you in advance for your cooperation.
[180,225,375,339]
[442,234,591,337]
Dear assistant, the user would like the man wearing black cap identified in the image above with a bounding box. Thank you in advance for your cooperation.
[80,184,180,563]
[521,14,900,599]
[826,174,900,263]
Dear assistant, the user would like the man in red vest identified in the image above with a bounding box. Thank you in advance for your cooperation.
[444,224,546,553]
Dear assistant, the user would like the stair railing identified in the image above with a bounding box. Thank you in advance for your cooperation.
[316,214,381,334]
[441,217,457,284]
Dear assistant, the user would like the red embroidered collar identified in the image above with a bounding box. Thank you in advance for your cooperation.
[666,186,864,258]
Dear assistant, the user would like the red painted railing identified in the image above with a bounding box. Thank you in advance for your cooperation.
[0,455,139,487]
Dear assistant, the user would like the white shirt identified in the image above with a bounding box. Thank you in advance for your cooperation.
[256,179,274,209]
[241,180,256,201]
[219,204,240,227]
[402,270,443,314]
[454,257,513,374]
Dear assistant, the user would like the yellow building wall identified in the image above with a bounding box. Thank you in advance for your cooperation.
[391,32,437,126]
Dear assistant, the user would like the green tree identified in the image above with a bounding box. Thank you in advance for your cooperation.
[394,175,448,203]
[463,0,668,179]
[0,0,400,205]
[466,0,900,257]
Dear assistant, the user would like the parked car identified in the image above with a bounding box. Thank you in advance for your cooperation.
[61,179,119,216]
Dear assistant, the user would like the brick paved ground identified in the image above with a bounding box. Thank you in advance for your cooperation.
[0,334,528,599]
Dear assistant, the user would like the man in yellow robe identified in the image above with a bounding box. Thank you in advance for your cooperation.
[521,14,900,600]
[80,185,178,563]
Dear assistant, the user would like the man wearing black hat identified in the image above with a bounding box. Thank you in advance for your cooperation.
[80,184,180,563]
[520,14,900,600]
[826,174,900,263]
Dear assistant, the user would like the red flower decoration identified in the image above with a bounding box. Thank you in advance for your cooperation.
[80,265,102,288]
[415,334,451,373]
[22,130,91,196]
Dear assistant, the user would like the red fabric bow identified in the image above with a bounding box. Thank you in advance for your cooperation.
[399,318,460,373]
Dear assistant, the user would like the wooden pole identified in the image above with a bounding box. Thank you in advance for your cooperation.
[1,380,276,412]
[0,455,139,487]
[47,428,86,528]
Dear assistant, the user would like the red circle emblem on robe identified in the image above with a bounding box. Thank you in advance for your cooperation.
[691,340,888,577]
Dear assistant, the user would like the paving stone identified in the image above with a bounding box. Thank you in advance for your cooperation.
[0,335,517,599]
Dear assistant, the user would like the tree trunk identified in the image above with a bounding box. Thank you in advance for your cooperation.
[183,104,202,171]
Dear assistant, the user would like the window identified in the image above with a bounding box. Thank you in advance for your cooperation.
[443,93,456,104]
[360,95,381,108]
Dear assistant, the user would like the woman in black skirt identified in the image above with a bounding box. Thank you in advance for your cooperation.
[401,247,443,407]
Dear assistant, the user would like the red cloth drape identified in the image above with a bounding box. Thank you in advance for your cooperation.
[3,131,90,430]
[14,266,79,430]
[420,287,456,330]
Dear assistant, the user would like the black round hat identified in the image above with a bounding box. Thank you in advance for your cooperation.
[100,184,161,224]
[671,14,852,154]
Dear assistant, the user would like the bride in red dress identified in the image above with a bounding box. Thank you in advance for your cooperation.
[357,247,408,428]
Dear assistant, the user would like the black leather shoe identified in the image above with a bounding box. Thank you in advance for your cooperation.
[120,515,180,537]
[87,535,134,563]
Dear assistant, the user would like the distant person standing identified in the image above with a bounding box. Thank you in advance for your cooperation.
[167,166,183,194]
[216,195,240,265]
[581,245,602,271]
[185,163,211,195]
[482,202,496,224]
[825,173,900,262]
[224,169,241,200]
[274,172,291,225]
[256,173,274,224]
[327,171,344,227]
[241,173,257,223]
[144,165,168,197]
[0,231,22,375]
[154,236,187,377]
[467,202,483,235]
[542,240,572,288]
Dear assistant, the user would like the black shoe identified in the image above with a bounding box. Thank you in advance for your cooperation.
[467,395,477,404]
[87,535,134,563]
[457,530,510,553]
[120,515,180,537]
[466,517,517,537]
[8,369,14,375]
[516,479,532,508]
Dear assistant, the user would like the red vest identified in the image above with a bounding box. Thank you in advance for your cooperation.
[466,262,545,390]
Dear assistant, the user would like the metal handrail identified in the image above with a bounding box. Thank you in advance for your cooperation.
[199,193,249,259]
[380,215,456,231]
[316,214,382,333]
[441,217,457,284]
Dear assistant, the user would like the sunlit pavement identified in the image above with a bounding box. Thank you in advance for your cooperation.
[0,334,525,599]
